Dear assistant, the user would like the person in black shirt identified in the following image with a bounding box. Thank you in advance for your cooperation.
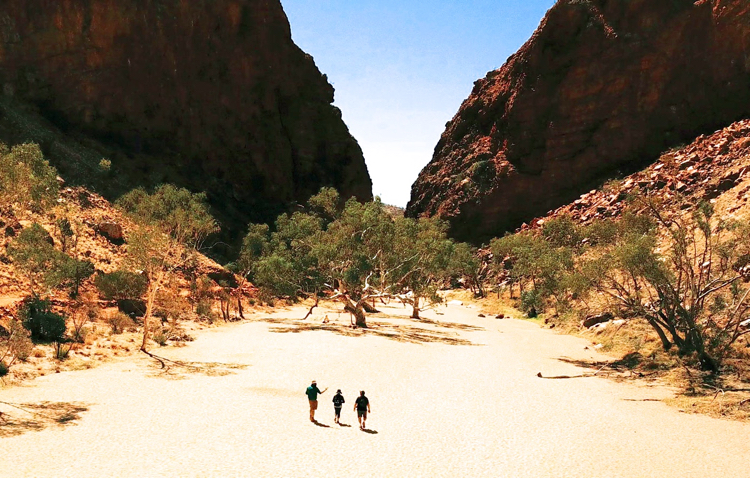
[354,390,371,430]
[332,389,345,424]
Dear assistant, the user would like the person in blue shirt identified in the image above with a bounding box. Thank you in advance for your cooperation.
[305,380,327,422]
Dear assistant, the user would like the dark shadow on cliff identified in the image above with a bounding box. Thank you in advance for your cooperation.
[0,401,89,438]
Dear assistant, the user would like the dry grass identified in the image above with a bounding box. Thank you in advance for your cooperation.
[666,394,750,421]
[463,289,750,421]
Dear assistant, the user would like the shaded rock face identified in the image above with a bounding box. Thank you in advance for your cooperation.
[0,0,372,244]
[407,0,750,243]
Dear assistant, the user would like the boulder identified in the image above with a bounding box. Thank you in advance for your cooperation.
[582,312,614,329]
[98,222,124,242]
[117,299,146,318]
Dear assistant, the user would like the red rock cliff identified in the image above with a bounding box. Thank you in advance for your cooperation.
[0,0,372,240]
[406,0,750,243]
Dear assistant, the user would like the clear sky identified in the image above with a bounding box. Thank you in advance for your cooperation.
[281,0,556,207]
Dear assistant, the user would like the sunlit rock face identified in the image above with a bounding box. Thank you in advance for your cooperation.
[407,0,750,243]
[0,0,372,241]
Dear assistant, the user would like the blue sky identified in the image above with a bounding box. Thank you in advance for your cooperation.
[282,0,556,206]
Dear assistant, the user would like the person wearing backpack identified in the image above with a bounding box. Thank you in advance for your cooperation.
[332,389,345,424]
[354,390,371,430]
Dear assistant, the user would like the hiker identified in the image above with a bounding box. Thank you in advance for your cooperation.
[354,390,371,430]
[332,389,345,424]
[306,380,327,422]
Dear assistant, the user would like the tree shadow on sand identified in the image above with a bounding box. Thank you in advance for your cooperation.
[260,318,479,346]
[0,401,89,438]
[142,351,249,380]
[412,317,484,331]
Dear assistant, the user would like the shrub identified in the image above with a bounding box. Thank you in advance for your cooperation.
[520,289,543,318]
[0,362,8,377]
[152,328,169,346]
[107,312,135,334]
[7,319,33,361]
[0,142,58,215]
[94,270,148,301]
[54,341,72,360]
[8,223,94,295]
[195,300,213,318]
[19,297,67,343]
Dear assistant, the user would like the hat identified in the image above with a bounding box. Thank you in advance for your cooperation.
[312,380,317,384]
[336,389,342,393]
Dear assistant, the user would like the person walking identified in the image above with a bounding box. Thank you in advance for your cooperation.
[354,390,371,430]
[332,390,345,424]
[306,380,327,422]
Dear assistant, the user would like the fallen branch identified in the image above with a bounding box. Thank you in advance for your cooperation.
[536,364,609,380]
[0,400,46,418]
[302,296,319,320]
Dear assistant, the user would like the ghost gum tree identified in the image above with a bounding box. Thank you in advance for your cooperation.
[117,185,218,352]
[242,188,471,327]
[389,216,458,319]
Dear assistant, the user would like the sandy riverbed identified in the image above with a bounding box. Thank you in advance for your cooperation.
[1,302,749,477]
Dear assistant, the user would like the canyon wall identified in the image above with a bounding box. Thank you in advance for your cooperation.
[407,0,750,243]
[0,0,372,242]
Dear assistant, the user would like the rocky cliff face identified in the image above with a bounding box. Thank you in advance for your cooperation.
[0,0,372,243]
[407,0,750,243]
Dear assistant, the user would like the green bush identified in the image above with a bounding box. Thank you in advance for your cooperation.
[107,312,135,334]
[8,319,33,361]
[0,362,8,377]
[19,297,67,343]
[94,270,148,301]
[520,289,543,318]
[195,300,213,318]
[152,328,169,346]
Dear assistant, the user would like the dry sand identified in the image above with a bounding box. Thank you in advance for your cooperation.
[1,302,749,477]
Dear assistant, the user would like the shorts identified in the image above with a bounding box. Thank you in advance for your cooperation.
[309,400,318,411]
[334,407,342,417]
[357,409,367,418]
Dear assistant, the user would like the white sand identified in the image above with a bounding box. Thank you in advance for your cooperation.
[1,302,749,477]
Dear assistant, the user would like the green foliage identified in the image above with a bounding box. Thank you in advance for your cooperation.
[152,328,170,346]
[117,184,218,351]
[117,184,218,245]
[8,223,93,294]
[94,270,148,301]
[0,362,8,377]
[541,216,582,248]
[0,142,58,214]
[19,297,67,343]
[388,216,457,315]
[495,199,750,372]
[520,289,543,318]
[56,217,74,252]
[1,319,33,367]
[491,230,573,307]
[244,188,474,323]
[107,312,135,334]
